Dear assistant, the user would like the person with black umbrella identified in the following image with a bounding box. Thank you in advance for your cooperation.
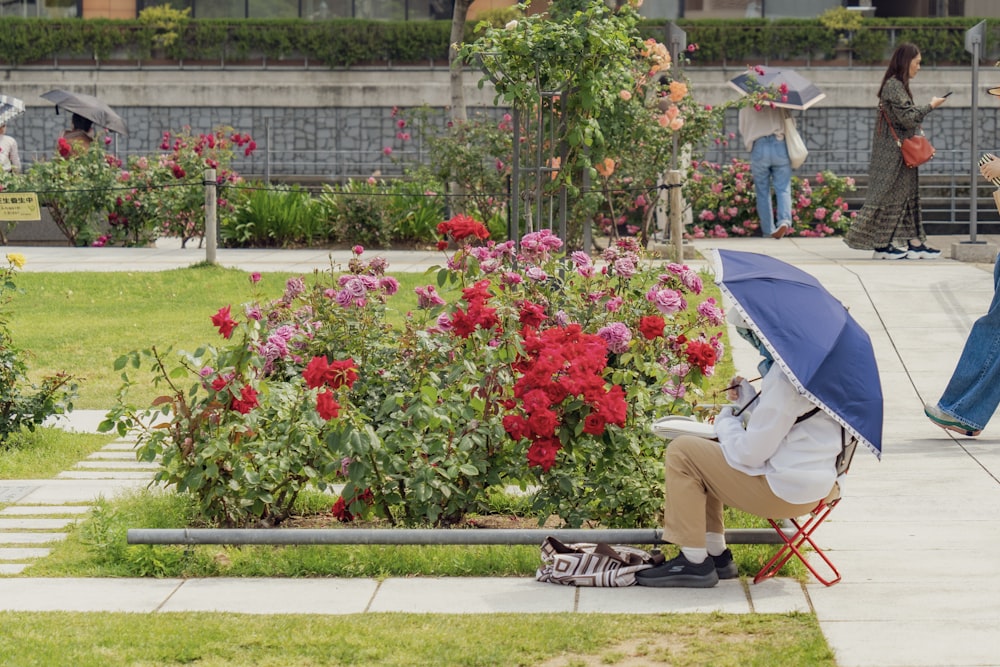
[59,113,94,153]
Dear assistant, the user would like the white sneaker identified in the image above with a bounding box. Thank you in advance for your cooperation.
[907,243,941,259]
[872,245,907,259]
[770,223,790,239]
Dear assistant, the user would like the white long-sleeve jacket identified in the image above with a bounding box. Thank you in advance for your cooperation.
[714,365,841,504]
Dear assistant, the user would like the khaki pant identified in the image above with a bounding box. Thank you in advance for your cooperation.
[662,435,838,548]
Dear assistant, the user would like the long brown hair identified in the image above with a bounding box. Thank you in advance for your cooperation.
[878,43,919,100]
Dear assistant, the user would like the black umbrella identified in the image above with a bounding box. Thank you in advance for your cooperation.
[41,89,128,136]
[728,67,826,111]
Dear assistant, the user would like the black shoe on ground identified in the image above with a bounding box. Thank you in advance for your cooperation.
[873,245,907,260]
[712,548,739,579]
[635,552,719,588]
[907,242,941,259]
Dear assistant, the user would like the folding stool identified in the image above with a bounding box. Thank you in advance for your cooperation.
[753,432,858,587]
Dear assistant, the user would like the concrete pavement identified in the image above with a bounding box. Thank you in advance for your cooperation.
[1,235,1000,666]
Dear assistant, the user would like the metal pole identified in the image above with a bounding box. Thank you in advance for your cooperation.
[264,117,271,185]
[966,21,986,245]
[204,168,217,265]
[127,527,786,546]
[971,40,980,244]
[511,107,520,249]
[669,169,683,261]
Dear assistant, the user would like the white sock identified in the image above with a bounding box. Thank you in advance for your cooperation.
[681,547,708,564]
[705,532,727,557]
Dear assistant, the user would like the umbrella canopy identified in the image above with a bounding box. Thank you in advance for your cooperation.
[0,95,25,126]
[40,89,128,136]
[712,249,882,459]
[728,67,826,111]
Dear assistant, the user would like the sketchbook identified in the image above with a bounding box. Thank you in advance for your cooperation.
[650,416,717,441]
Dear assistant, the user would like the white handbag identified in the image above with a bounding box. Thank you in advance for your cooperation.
[783,112,808,169]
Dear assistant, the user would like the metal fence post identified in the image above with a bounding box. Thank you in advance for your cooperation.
[204,168,217,265]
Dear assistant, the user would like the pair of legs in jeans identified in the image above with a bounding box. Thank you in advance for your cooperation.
[751,135,792,237]
[929,254,1000,434]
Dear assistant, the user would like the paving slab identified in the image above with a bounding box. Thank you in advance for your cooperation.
[101,442,140,451]
[86,451,141,460]
[0,517,78,530]
[811,580,1000,623]
[576,580,751,614]
[820,619,1000,667]
[0,533,67,544]
[74,460,159,470]
[56,471,155,480]
[159,578,378,615]
[16,479,148,504]
[0,578,181,612]
[369,577,576,614]
[0,564,27,574]
[0,548,51,560]
[746,578,812,614]
[0,506,91,516]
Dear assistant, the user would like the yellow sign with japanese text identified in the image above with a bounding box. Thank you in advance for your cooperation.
[0,193,40,221]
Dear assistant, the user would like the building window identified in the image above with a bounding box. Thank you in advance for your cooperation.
[249,0,299,17]
[0,0,77,18]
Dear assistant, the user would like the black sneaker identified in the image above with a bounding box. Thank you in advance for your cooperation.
[712,548,739,579]
[873,245,907,260]
[907,243,941,260]
[635,552,719,588]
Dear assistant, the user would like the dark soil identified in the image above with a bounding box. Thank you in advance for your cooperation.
[279,513,568,530]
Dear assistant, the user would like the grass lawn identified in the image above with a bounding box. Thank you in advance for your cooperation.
[8,266,424,409]
[0,266,827,665]
[0,611,836,667]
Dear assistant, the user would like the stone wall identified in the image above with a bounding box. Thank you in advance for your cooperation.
[2,64,997,180]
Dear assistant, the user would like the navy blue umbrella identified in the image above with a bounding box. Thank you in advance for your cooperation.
[713,249,882,458]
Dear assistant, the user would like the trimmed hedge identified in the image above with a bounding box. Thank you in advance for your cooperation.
[0,16,996,68]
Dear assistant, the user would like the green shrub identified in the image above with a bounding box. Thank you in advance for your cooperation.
[222,183,329,247]
[319,179,395,248]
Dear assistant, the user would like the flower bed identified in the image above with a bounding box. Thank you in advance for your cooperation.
[104,221,725,530]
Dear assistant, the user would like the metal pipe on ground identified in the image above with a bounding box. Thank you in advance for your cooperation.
[127,528,786,546]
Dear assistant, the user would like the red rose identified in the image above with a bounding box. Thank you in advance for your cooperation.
[230,385,259,414]
[582,412,607,435]
[211,305,237,339]
[303,356,330,389]
[638,315,666,340]
[326,359,358,390]
[316,389,340,421]
[526,437,561,472]
[685,340,717,373]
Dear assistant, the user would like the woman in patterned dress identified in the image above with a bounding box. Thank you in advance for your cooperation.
[845,43,949,260]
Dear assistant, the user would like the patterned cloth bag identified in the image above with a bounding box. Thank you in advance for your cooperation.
[535,536,663,587]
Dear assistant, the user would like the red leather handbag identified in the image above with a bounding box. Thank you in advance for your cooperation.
[881,106,934,168]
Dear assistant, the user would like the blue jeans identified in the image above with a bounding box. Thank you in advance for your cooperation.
[938,255,1000,431]
[750,135,792,236]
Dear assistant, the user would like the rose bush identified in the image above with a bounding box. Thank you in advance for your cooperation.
[11,126,253,248]
[105,217,724,529]
[683,158,857,238]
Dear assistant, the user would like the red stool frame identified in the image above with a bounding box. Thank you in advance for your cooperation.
[753,495,843,586]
